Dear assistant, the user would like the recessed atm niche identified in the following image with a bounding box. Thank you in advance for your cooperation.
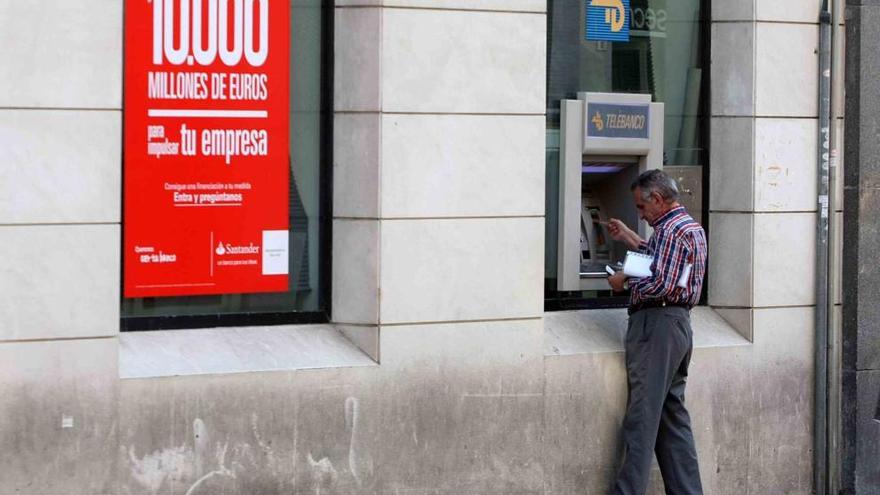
[557,93,664,291]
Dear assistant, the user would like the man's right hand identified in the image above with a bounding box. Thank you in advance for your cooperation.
[605,218,644,250]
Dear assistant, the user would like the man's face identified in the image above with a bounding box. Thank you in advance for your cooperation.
[632,187,665,223]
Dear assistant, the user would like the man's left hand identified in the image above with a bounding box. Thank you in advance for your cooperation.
[608,270,627,292]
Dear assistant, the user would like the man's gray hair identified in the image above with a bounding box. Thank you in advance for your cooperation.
[630,169,680,203]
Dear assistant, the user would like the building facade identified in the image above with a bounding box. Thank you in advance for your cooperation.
[0,0,869,493]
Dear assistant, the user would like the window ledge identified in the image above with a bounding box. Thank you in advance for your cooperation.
[544,307,750,357]
[119,324,378,379]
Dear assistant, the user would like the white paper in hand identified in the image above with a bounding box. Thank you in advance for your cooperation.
[624,251,694,289]
[622,251,653,278]
[676,263,693,289]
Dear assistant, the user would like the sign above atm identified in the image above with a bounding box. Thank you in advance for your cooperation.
[586,102,650,139]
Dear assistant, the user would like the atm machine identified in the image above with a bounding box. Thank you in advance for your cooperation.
[557,92,664,291]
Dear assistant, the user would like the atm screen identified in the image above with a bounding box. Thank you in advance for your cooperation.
[582,162,627,174]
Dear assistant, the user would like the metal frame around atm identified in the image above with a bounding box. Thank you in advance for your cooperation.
[557,92,664,291]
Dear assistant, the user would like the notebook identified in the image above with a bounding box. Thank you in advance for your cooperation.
[622,251,692,289]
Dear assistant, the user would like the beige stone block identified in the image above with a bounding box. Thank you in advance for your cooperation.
[753,212,816,307]
[711,23,755,117]
[119,325,377,378]
[0,225,119,341]
[708,213,753,308]
[376,319,545,493]
[332,219,380,324]
[334,7,382,111]
[380,318,542,371]
[748,306,814,493]
[381,114,544,217]
[710,117,754,211]
[711,0,753,21]
[382,9,545,114]
[0,0,122,109]
[338,324,380,362]
[334,113,381,218]
[337,0,544,7]
[755,23,819,117]
[756,0,823,23]
[714,307,754,341]
[0,338,118,495]
[754,118,818,212]
[379,217,543,323]
[384,0,545,10]
[0,110,120,224]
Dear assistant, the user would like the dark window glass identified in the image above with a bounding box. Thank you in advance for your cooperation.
[545,0,708,311]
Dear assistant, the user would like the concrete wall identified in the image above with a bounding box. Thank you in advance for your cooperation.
[0,0,822,493]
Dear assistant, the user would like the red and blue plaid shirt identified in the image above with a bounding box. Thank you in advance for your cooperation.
[630,205,707,308]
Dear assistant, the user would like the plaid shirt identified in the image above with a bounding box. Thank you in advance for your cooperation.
[630,206,707,308]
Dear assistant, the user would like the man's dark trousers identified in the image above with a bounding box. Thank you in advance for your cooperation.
[612,306,703,495]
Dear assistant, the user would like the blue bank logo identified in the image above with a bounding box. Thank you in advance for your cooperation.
[586,0,630,42]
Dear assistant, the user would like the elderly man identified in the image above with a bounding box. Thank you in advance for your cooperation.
[605,169,707,495]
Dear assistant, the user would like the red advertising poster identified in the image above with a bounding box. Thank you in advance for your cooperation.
[124,0,290,297]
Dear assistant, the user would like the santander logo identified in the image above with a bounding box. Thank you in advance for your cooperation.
[214,240,259,255]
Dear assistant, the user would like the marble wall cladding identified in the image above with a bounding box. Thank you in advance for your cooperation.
[755,23,819,118]
[755,0,824,23]
[0,224,119,341]
[379,217,544,324]
[337,325,381,362]
[542,351,628,495]
[380,114,545,218]
[381,8,545,114]
[752,212,816,307]
[714,307,754,342]
[334,7,382,112]
[754,118,819,212]
[338,0,544,9]
[711,22,755,117]
[747,307,815,493]
[373,320,545,494]
[118,369,370,495]
[710,117,755,212]
[0,0,122,109]
[708,213,754,308]
[0,338,118,495]
[111,313,816,495]
[333,113,382,218]
[711,0,753,21]
[542,336,810,495]
[119,320,545,495]
[0,110,121,224]
[332,219,380,325]
[387,0,543,9]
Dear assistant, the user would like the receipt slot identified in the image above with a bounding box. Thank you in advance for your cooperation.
[557,92,664,291]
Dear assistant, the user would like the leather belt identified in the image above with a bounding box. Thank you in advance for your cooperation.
[628,300,691,315]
